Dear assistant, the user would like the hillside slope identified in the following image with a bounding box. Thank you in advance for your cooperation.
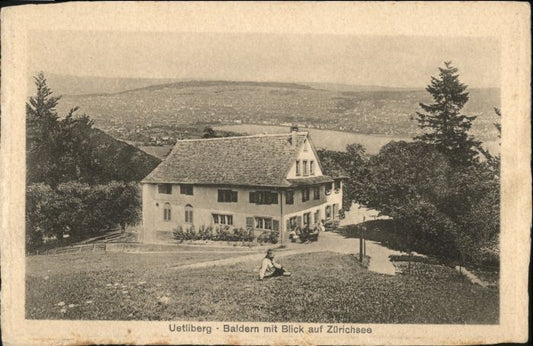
[55,80,500,141]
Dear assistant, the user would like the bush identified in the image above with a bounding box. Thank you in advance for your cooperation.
[269,231,280,244]
[26,181,142,253]
[171,224,274,244]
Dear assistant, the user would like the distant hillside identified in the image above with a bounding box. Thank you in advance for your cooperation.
[117,80,314,94]
[304,82,417,92]
[34,73,182,96]
[54,78,501,141]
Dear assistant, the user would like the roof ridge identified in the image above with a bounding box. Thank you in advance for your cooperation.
[174,132,308,142]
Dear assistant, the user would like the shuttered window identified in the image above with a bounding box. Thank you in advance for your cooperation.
[185,205,193,223]
[250,191,278,205]
[286,190,294,205]
[158,184,172,194]
[180,184,193,195]
[302,188,310,202]
[213,213,233,225]
[218,190,238,202]
[314,210,320,223]
[334,180,341,193]
[313,186,320,200]
[163,203,171,221]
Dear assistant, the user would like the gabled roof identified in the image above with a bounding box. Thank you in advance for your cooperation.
[142,132,331,187]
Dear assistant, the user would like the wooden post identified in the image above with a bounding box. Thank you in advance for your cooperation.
[359,233,363,262]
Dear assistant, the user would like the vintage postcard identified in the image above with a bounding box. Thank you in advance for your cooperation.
[1,2,530,345]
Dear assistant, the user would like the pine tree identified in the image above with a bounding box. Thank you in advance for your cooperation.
[415,61,481,167]
[26,72,62,185]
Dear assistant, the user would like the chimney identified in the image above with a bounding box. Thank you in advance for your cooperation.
[290,125,298,146]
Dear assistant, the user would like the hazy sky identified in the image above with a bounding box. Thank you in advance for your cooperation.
[29,31,500,88]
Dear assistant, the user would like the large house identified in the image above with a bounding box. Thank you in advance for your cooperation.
[141,128,343,244]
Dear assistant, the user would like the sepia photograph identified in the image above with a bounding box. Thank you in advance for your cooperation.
[1,2,530,345]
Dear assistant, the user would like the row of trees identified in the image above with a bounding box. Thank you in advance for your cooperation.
[26,181,140,252]
[320,62,500,266]
[26,73,159,252]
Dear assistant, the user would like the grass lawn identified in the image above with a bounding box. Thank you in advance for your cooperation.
[26,252,498,323]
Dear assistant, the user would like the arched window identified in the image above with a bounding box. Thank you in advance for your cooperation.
[163,203,171,221]
[185,204,193,224]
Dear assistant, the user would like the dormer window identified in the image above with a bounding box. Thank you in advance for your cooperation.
[303,160,308,176]
[295,160,301,176]
[310,161,315,175]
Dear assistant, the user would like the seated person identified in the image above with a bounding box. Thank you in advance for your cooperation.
[258,249,291,280]
[308,222,321,242]
[300,225,311,243]
[288,227,300,243]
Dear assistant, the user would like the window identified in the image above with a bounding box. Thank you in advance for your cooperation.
[303,160,308,176]
[286,190,294,205]
[249,191,278,205]
[255,217,273,230]
[325,182,333,195]
[213,213,233,225]
[303,212,311,227]
[313,186,320,200]
[334,180,341,193]
[325,205,332,220]
[185,204,193,223]
[302,187,310,202]
[158,184,172,194]
[333,203,339,220]
[163,203,171,221]
[310,161,315,175]
[218,189,238,203]
[295,160,301,176]
[314,209,320,224]
[180,184,193,195]
[289,216,299,229]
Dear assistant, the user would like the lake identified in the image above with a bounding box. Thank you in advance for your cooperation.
[215,124,499,155]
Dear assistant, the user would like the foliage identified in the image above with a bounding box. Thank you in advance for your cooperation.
[363,140,499,264]
[317,143,369,210]
[26,181,142,252]
[171,225,277,243]
[26,72,160,186]
[415,61,481,167]
[477,108,501,177]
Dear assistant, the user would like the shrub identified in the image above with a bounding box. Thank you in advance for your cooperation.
[256,231,270,244]
[185,225,197,240]
[269,231,280,244]
[172,225,184,242]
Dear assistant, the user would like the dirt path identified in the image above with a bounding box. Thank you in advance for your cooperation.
[171,231,403,275]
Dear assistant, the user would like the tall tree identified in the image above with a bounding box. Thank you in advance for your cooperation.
[415,62,481,167]
[26,72,62,185]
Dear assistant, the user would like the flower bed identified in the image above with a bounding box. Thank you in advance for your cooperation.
[172,225,279,244]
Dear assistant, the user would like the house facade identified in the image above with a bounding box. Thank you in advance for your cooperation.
[141,129,343,244]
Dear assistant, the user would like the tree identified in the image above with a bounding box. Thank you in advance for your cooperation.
[108,182,142,232]
[415,62,481,167]
[317,143,369,210]
[26,72,62,185]
[477,108,501,176]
